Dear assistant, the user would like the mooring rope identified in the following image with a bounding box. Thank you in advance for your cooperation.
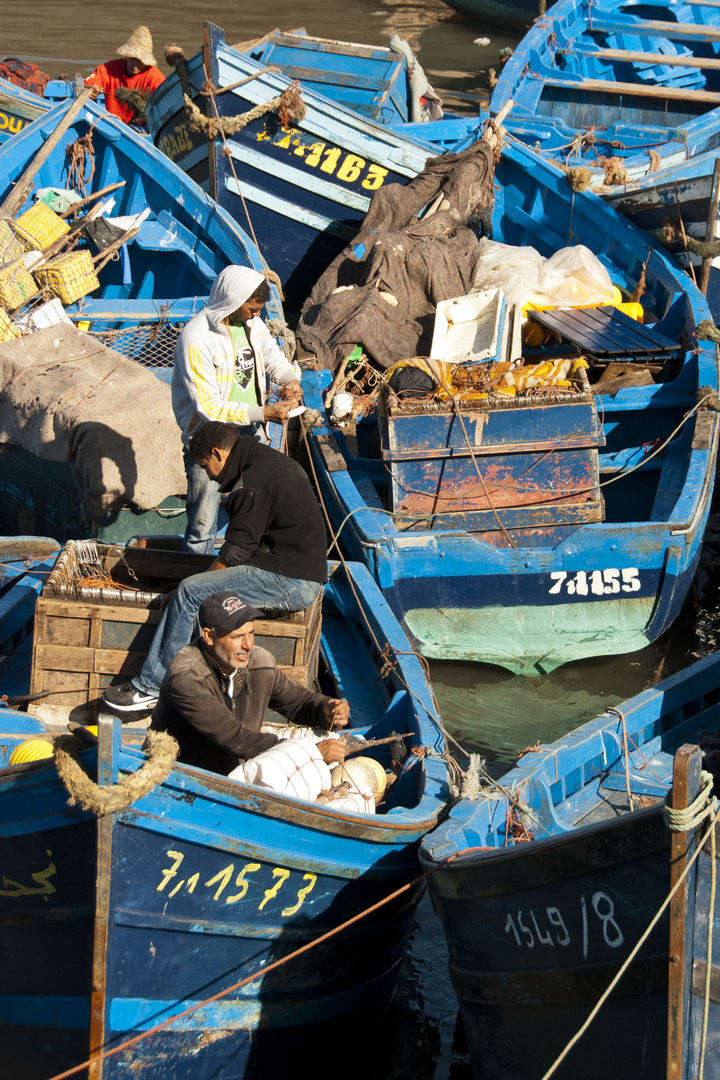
[53,731,179,816]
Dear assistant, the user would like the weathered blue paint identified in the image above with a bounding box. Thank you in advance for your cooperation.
[145,22,436,310]
[0,538,60,703]
[302,138,719,672]
[0,559,449,1079]
[0,77,48,144]
[487,0,720,183]
[420,650,720,1080]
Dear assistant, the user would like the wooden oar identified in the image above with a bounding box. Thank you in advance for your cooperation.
[59,181,126,219]
[0,87,94,220]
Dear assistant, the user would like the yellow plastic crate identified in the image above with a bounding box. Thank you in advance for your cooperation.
[0,220,24,268]
[12,201,70,252]
[0,259,36,310]
[34,250,100,305]
[0,308,20,341]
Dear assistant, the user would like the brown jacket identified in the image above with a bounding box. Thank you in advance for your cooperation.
[150,641,330,775]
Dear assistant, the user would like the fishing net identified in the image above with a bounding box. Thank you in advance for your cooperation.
[87,321,183,373]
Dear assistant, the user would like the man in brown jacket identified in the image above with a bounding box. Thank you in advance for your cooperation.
[149,591,349,775]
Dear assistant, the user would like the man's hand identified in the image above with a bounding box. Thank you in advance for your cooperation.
[263,401,294,423]
[280,379,303,403]
[323,698,349,728]
[87,84,101,101]
[317,738,347,765]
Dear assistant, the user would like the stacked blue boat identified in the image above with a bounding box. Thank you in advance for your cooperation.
[1,9,720,1079]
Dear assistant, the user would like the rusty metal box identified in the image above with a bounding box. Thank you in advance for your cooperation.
[380,395,605,535]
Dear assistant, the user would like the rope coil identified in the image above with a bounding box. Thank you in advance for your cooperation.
[53,730,179,816]
[664,770,718,832]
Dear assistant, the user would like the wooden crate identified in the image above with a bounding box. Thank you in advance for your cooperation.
[29,540,323,723]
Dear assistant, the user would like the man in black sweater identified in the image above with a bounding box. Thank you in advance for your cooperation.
[104,421,327,712]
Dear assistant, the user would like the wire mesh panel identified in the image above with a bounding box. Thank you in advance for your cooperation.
[88,321,184,373]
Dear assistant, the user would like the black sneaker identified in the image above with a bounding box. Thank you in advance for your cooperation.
[103,681,158,713]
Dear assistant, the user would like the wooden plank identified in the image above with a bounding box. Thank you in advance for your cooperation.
[262,64,387,91]
[253,619,307,640]
[590,15,720,44]
[541,75,720,102]
[578,46,720,70]
[36,644,144,674]
[36,598,162,624]
[666,743,702,1080]
[527,306,682,356]
[315,431,348,473]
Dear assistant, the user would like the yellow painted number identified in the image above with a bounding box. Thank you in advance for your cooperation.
[157,850,184,892]
[258,868,291,910]
[305,142,326,167]
[320,147,342,174]
[226,862,261,904]
[336,154,366,183]
[362,164,388,191]
[205,863,235,901]
[281,873,317,917]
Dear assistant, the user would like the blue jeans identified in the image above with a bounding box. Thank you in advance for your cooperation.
[134,565,321,694]
[183,453,220,556]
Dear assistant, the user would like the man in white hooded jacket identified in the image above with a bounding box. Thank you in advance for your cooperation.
[172,265,302,554]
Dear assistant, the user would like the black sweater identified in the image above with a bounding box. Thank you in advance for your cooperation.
[218,438,327,584]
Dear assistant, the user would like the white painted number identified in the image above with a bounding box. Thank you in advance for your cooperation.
[549,568,640,596]
[503,893,624,952]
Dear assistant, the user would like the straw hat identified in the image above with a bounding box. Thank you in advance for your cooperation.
[116,26,157,68]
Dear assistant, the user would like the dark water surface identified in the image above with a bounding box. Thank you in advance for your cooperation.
[5,2,720,1075]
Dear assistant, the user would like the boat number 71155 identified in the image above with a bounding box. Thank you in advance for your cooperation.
[548,568,641,596]
[504,892,624,959]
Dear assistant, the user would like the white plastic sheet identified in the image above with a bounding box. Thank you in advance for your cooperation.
[471,239,615,308]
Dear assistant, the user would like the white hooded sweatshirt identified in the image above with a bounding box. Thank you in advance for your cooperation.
[171,265,299,445]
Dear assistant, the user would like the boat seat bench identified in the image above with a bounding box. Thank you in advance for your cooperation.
[526,305,683,360]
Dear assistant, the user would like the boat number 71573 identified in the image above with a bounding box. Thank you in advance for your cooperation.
[548,568,641,596]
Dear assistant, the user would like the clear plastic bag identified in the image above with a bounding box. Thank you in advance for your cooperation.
[472,239,615,308]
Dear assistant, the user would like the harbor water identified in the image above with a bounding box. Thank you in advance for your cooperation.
[4,1,720,1075]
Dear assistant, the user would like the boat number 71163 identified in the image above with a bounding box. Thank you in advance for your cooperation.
[548,568,641,596]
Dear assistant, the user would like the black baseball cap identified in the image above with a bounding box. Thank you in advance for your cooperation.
[198,592,262,633]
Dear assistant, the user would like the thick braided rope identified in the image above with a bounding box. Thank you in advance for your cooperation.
[664,770,718,831]
[53,730,179,817]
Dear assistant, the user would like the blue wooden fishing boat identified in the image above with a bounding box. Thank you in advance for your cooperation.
[490,0,720,181]
[0,552,448,1079]
[234,28,418,125]
[145,22,436,310]
[419,650,720,1080]
[301,135,720,674]
[0,96,279,330]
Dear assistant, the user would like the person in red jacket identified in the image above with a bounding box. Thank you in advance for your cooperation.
[85,26,165,127]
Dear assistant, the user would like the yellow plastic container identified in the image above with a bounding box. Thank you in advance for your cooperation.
[0,220,24,268]
[34,250,100,305]
[8,739,54,766]
[617,301,644,323]
[12,200,70,252]
[0,308,20,342]
[0,258,36,310]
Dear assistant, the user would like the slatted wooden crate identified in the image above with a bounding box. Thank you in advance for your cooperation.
[29,540,323,723]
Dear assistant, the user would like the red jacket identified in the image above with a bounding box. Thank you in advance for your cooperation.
[85,58,165,125]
